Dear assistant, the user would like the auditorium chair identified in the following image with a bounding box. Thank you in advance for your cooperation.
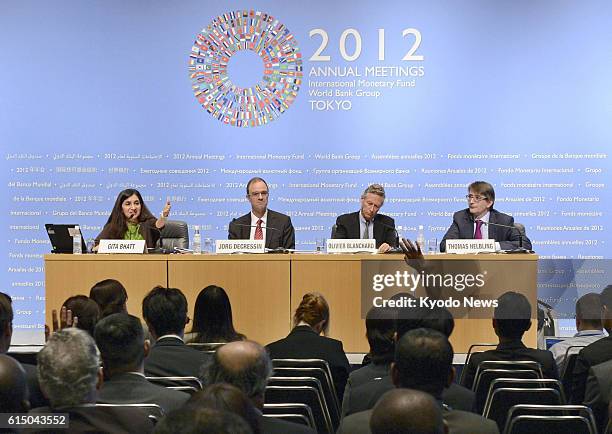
[473,369,540,413]
[186,342,226,353]
[503,404,596,434]
[95,403,165,424]
[145,376,202,390]
[159,220,189,250]
[458,343,497,384]
[265,384,334,434]
[483,387,563,430]
[505,415,595,434]
[263,403,316,429]
[559,346,586,399]
[472,360,543,391]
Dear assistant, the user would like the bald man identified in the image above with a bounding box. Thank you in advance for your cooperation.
[370,389,446,434]
[0,354,29,413]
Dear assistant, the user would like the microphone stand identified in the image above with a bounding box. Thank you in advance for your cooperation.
[479,220,531,253]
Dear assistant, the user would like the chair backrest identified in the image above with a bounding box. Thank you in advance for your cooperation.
[159,220,189,250]
[263,403,316,429]
[506,415,594,434]
[186,342,226,353]
[473,369,540,413]
[504,404,597,434]
[145,376,203,390]
[265,413,311,427]
[560,349,584,399]
[330,224,337,239]
[272,359,337,398]
[483,387,562,430]
[168,385,199,395]
[460,344,497,385]
[273,366,340,427]
[265,385,334,434]
[486,378,566,407]
[95,403,165,424]
[473,360,542,391]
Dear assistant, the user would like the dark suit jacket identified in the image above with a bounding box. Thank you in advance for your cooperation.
[260,414,316,434]
[461,339,558,391]
[583,358,612,433]
[440,208,532,252]
[571,335,612,404]
[23,362,48,409]
[97,372,190,413]
[29,404,154,433]
[96,216,160,249]
[144,336,210,378]
[228,209,295,249]
[337,405,499,434]
[334,212,397,248]
[266,325,350,402]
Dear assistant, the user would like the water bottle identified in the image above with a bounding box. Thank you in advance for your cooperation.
[73,225,82,254]
[193,225,202,255]
[416,225,425,250]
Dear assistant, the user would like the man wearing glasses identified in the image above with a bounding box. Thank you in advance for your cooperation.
[228,177,295,250]
[440,181,532,252]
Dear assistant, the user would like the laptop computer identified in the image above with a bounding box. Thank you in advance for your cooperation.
[45,224,88,253]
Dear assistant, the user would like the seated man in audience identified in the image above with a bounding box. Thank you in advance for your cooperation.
[344,304,474,415]
[370,389,446,434]
[583,356,612,434]
[142,286,209,378]
[461,291,557,390]
[154,407,253,434]
[0,291,47,408]
[549,293,605,372]
[571,285,612,404]
[202,340,315,434]
[35,328,154,433]
[0,354,30,413]
[338,328,499,434]
[94,313,190,413]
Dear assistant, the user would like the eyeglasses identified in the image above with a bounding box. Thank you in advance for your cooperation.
[466,194,487,202]
[249,191,269,198]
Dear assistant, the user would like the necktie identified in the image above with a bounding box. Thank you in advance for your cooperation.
[474,220,483,239]
[363,221,370,239]
[254,219,263,240]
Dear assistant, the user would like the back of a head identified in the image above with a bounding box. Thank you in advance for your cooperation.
[0,354,29,413]
[576,293,603,328]
[493,291,532,339]
[366,306,396,364]
[94,313,144,375]
[37,328,100,408]
[0,292,13,353]
[394,328,453,397]
[370,388,445,434]
[142,286,188,337]
[89,279,128,318]
[293,292,329,334]
[154,407,253,434]
[191,285,241,343]
[187,383,260,434]
[204,340,272,405]
[599,285,612,311]
[63,295,100,336]
[421,307,455,338]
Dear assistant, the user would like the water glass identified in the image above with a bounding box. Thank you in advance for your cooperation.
[427,238,438,254]
[315,238,325,253]
[204,238,214,254]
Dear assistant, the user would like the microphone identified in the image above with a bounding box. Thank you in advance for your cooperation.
[478,219,531,253]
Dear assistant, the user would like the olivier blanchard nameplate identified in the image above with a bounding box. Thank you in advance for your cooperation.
[98,239,146,254]
[445,239,495,254]
[327,239,377,254]
[215,240,265,254]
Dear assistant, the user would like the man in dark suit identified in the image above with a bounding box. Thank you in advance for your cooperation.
[583,358,612,432]
[94,313,189,413]
[0,354,30,413]
[228,177,295,250]
[370,389,446,434]
[440,181,532,252]
[461,291,558,392]
[142,286,209,378]
[334,183,397,253]
[202,340,316,434]
[571,285,612,405]
[36,328,154,433]
[338,329,499,434]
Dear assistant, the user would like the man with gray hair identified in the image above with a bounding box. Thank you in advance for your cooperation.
[36,328,153,433]
[203,340,315,434]
[334,183,397,253]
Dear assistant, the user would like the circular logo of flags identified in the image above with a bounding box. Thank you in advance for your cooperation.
[189,10,303,128]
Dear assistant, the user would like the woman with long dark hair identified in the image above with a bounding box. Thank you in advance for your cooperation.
[94,188,170,249]
[89,279,128,318]
[186,285,245,344]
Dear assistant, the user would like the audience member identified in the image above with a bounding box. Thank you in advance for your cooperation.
[572,285,612,404]
[266,292,350,402]
[203,340,315,434]
[36,328,154,433]
[153,407,253,434]
[461,291,558,390]
[370,389,446,434]
[0,354,29,413]
[61,294,100,336]
[186,383,260,434]
[90,279,128,318]
[142,286,209,377]
[338,329,499,434]
[550,293,605,371]
[185,285,245,344]
[94,313,189,413]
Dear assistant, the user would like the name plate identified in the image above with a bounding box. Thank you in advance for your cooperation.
[216,240,265,254]
[327,239,377,254]
[98,239,146,254]
[446,239,496,254]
